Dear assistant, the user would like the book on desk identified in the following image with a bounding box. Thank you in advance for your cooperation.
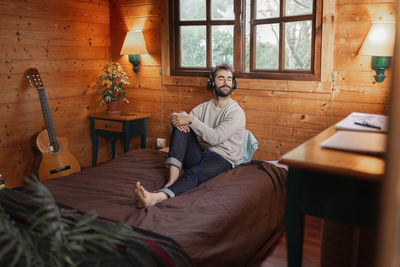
[335,112,388,132]
[320,112,387,154]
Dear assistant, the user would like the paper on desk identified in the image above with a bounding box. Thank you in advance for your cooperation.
[320,131,387,154]
[335,112,388,132]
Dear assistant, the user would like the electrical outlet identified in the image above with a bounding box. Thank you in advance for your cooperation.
[156,138,166,148]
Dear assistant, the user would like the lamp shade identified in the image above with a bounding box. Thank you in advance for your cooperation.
[358,23,395,56]
[120,31,148,55]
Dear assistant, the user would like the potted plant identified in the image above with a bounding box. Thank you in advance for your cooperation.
[97,62,130,115]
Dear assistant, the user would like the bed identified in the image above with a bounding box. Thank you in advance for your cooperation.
[41,149,288,266]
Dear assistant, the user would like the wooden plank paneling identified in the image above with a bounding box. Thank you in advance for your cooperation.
[335,69,392,86]
[334,55,371,70]
[334,86,390,104]
[0,1,109,24]
[110,0,160,7]
[110,17,161,31]
[335,3,396,22]
[110,5,160,18]
[0,14,109,36]
[0,59,108,74]
[0,0,111,187]
[0,30,110,48]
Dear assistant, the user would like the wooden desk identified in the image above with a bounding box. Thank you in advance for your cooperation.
[280,125,384,267]
[89,112,150,166]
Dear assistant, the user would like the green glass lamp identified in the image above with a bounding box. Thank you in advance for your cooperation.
[120,31,148,73]
[358,23,395,82]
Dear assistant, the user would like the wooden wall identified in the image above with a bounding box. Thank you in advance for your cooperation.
[0,0,396,187]
[0,0,113,187]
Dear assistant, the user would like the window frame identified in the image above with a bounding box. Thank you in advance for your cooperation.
[169,0,322,81]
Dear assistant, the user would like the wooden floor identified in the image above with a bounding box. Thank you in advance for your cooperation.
[260,216,322,267]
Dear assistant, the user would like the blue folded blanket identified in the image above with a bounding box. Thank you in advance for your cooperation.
[235,130,258,167]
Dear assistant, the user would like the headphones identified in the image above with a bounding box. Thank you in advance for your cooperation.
[207,67,237,90]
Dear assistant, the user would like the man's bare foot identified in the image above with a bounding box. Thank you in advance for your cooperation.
[133,182,168,208]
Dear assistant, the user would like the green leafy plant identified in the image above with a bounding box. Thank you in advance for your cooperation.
[97,62,130,107]
[0,176,192,267]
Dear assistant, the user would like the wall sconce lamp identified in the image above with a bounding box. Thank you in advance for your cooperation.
[358,22,395,82]
[120,31,148,73]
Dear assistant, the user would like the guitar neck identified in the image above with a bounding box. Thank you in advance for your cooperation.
[37,87,58,146]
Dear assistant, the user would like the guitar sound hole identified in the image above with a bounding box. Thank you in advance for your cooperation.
[49,142,60,152]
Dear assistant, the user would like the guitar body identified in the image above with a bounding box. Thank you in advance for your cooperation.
[36,129,80,180]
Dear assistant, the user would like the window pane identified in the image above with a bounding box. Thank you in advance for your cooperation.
[256,24,279,70]
[286,0,313,16]
[285,21,312,70]
[256,0,279,19]
[180,0,206,21]
[212,0,234,20]
[180,26,206,67]
[212,26,234,66]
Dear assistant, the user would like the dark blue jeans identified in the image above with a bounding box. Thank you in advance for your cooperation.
[163,128,232,197]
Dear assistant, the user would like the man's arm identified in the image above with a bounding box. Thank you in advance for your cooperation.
[190,108,245,146]
[170,112,194,127]
[170,112,192,133]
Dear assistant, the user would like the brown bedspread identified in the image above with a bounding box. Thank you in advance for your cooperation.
[44,149,287,266]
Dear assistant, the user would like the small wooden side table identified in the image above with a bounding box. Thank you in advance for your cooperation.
[89,112,150,166]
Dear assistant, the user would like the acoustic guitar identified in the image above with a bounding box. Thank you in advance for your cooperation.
[26,68,80,180]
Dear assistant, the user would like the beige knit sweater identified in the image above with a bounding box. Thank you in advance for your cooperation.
[189,98,246,166]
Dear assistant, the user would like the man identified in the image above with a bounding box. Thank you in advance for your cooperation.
[134,62,246,208]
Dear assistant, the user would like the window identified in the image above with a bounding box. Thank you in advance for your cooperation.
[169,0,322,80]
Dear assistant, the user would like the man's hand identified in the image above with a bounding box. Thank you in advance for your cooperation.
[176,125,190,133]
[170,112,194,128]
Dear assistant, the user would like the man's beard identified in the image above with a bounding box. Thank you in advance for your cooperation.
[214,85,233,97]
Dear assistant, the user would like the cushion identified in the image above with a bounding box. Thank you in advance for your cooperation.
[234,130,258,167]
